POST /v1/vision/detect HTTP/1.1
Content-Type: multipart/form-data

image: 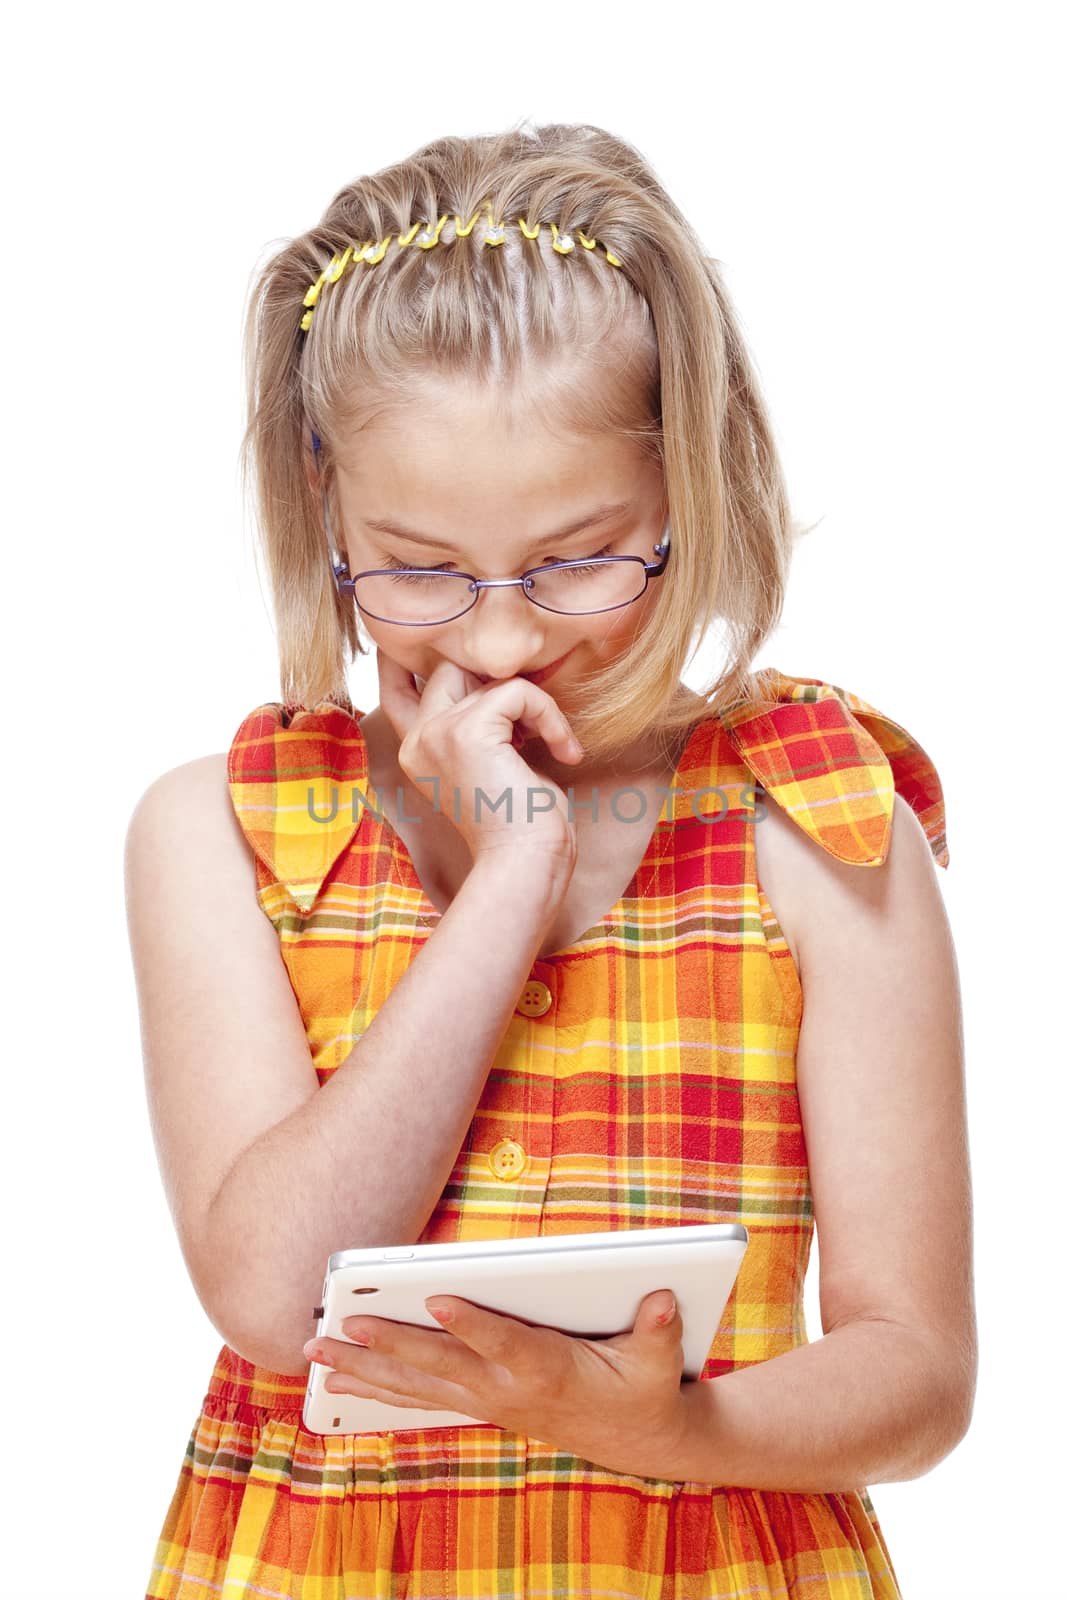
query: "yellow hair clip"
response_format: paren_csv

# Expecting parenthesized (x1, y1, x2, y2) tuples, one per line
(482, 203, 505, 246)
(415, 216, 449, 249)
(298, 214, 623, 334)
(326, 246, 354, 282)
(302, 266, 329, 309)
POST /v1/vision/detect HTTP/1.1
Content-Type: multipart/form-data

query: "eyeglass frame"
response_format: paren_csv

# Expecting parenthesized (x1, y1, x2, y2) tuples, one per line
(310, 430, 672, 626)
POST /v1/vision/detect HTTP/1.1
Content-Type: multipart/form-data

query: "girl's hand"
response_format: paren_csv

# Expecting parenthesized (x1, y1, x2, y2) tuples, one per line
(302, 1288, 698, 1484)
(376, 647, 585, 868)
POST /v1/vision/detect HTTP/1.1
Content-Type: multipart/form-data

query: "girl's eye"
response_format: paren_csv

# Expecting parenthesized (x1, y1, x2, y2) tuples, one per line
(378, 544, 616, 576)
(538, 544, 614, 569)
(380, 555, 458, 574)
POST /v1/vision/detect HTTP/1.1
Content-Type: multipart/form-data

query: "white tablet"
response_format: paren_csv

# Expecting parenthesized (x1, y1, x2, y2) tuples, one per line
(303, 1222, 748, 1435)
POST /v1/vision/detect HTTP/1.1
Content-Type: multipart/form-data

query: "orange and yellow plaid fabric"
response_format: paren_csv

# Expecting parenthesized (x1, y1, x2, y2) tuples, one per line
(145, 666, 948, 1599)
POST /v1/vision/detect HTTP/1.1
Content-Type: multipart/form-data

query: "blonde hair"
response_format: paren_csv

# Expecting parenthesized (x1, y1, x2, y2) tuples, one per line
(240, 119, 811, 767)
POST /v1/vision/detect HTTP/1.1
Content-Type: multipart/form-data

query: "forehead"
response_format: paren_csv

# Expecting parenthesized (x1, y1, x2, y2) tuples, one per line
(333, 381, 658, 520)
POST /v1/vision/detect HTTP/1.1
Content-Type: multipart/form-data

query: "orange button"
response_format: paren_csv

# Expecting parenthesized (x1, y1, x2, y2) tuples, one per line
(487, 1138, 529, 1180)
(516, 980, 553, 1017)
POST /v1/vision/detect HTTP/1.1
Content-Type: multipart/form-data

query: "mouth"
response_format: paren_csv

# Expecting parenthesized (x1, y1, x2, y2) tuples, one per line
(519, 647, 576, 685)
(475, 646, 576, 688)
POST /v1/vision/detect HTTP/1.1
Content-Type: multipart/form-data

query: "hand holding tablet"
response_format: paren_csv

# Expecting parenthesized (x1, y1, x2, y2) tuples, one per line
(303, 1222, 748, 1438)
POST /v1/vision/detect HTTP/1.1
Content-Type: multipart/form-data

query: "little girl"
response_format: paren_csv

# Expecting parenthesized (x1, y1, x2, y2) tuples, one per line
(126, 121, 976, 1599)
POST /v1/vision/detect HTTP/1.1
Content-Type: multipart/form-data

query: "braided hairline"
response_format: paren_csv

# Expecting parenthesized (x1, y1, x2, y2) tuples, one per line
(298, 208, 623, 333)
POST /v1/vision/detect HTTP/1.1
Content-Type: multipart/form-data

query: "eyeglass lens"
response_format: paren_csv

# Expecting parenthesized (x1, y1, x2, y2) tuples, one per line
(352, 558, 648, 625)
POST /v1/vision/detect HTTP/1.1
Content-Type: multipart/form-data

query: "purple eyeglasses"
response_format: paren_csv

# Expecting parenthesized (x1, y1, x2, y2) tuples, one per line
(310, 430, 672, 625)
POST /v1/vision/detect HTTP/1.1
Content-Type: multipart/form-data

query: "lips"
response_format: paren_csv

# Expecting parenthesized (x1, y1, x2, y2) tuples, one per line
(518, 647, 575, 685)
(473, 647, 574, 687)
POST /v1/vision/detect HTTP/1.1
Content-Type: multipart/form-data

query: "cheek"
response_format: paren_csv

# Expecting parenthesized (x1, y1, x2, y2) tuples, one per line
(595, 592, 656, 649)
(362, 621, 443, 670)
(631, 581, 664, 634)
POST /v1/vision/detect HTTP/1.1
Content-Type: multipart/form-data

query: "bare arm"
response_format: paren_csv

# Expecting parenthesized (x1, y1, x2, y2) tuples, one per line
(126, 753, 573, 1378)
(204, 848, 570, 1374)
(670, 791, 975, 1490)
(674, 1316, 966, 1491)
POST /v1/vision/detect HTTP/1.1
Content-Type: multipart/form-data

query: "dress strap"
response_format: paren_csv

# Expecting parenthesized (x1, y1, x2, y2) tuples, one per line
(718, 667, 948, 868)
(226, 700, 369, 911)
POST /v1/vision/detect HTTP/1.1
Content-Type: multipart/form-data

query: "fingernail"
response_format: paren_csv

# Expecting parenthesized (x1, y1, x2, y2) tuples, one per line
(427, 1303, 453, 1324)
(656, 1297, 677, 1325)
(303, 1342, 335, 1365)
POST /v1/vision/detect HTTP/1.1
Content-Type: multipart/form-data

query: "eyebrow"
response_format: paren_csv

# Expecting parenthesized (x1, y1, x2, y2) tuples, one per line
(362, 502, 633, 553)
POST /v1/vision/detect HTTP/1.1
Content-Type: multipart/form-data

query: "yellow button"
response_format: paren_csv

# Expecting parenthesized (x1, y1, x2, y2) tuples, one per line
(516, 980, 553, 1017)
(487, 1138, 528, 1180)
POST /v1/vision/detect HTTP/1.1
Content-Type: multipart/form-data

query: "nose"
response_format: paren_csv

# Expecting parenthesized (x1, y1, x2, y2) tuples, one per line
(458, 582, 554, 681)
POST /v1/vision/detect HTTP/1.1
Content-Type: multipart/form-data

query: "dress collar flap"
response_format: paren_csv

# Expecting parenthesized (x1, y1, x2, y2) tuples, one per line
(717, 668, 948, 868)
(227, 700, 368, 911)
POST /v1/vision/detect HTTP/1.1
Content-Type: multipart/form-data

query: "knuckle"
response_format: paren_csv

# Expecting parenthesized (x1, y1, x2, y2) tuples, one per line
(435, 1349, 465, 1383)
(397, 733, 422, 770)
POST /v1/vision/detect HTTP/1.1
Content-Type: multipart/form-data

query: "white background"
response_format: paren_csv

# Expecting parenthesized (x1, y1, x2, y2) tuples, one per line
(3, 4, 1062, 1596)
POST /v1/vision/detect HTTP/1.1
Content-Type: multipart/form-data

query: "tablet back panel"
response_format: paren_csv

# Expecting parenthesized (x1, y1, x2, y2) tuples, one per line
(303, 1223, 748, 1435)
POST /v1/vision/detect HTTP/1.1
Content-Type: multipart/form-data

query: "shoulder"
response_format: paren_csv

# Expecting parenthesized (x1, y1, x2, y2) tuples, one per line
(755, 787, 943, 981)
(126, 751, 228, 834)
(124, 689, 366, 889)
(127, 746, 233, 809)
(717, 667, 949, 975)
(125, 752, 257, 894)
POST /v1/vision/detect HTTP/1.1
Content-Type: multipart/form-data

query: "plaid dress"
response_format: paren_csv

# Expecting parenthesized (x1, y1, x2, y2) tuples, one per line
(145, 666, 948, 1599)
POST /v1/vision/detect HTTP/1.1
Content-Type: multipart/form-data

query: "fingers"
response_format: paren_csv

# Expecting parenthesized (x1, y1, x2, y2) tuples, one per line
(328, 1315, 478, 1386)
(376, 649, 484, 738)
(376, 647, 580, 755)
(375, 648, 421, 744)
(419, 1300, 565, 1390)
(373, 647, 587, 859)
(321, 1351, 486, 1415)
(476, 679, 582, 761)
